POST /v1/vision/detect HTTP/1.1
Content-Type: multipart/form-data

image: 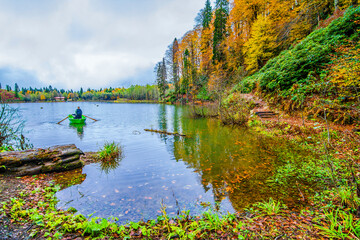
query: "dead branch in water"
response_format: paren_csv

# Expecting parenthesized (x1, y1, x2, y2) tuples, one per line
(144, 129, 186, 137)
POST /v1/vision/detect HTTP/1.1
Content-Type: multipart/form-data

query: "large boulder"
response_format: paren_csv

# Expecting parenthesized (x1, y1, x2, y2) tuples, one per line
(0, 144, 84, 176)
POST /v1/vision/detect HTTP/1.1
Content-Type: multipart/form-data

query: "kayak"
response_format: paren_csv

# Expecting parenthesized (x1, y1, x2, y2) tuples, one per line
(68, 115, 86, 124)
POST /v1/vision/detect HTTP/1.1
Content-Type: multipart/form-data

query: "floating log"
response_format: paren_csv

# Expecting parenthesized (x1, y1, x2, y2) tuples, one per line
(255, 111, 277, 119)
(144, 129, 186, 137)
(0, 144, 84, 176)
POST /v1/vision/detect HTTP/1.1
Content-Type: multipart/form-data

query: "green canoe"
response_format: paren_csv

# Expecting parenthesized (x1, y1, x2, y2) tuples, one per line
(68, 115, 86, 124)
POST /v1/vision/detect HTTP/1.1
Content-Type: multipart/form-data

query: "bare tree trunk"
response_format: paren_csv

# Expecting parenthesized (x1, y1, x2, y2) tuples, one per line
(324, 109, 331, 145)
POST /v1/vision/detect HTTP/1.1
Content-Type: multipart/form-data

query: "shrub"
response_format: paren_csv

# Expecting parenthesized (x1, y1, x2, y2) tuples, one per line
(220, 93, 255, 126)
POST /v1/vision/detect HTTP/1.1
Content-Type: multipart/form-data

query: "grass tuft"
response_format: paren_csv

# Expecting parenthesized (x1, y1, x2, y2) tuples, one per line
(97, 142, 123, 162)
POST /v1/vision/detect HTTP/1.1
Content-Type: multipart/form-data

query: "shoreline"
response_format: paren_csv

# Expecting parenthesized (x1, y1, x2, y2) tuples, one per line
(2, 107, 358, 239)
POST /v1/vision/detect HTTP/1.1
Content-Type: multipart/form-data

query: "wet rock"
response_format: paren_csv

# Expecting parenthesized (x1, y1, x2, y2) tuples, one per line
(0, 144, 84, 176)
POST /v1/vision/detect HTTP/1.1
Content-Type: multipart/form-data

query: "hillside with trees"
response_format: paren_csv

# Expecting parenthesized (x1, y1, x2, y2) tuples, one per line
(156, 0, 359, 124)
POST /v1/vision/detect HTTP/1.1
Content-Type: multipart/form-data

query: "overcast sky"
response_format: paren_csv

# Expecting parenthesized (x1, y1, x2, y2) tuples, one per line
(0, 0, 205, 90)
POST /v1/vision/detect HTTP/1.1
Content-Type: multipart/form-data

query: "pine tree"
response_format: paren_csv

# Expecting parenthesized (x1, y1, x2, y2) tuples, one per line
(213, 0, 229, 63)
(14, 83, 19, 98)
(155, 58, 167, 100)
(182, 49, 191, 96)
(203, 0, 212, 29)
(165, 38, 180, 96)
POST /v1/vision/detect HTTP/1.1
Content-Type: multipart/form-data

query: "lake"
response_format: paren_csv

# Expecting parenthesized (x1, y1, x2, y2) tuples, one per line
(12, 102, 309, 223)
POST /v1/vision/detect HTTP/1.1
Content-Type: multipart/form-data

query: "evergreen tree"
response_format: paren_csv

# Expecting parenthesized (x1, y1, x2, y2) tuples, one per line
(14, 83, 19, 98)
(155, 58, 167, 100)
(165, 38, 180, 96)
(182, 49, 191, 96)
(6, 85, 11, 91)
(203, 0, 212, 29)
(213, 0, 229, 63)
(195, 0, 212, 28)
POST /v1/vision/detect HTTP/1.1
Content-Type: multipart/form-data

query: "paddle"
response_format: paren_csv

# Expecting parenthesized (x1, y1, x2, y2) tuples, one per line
(83, 115, 98, 121)
(57, 116, 69, 124)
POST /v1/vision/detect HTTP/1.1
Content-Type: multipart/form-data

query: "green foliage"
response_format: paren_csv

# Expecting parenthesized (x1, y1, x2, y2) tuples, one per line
(317, 209, 360, 239)
(237, 6, 360, 93)
(213, 0, 229, 63)
(254, 198, 286, 215)
(220, 92, 255, 126)
(156, 58, 168, 100)
(97, 142, 123, 163)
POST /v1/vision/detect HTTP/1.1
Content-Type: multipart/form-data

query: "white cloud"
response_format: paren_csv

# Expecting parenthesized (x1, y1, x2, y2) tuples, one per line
(0, 0, 204, 89)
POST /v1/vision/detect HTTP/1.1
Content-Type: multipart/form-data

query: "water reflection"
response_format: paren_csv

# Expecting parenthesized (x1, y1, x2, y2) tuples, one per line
(51, 104, 312, 223)
(53, 168, 87, 190)
(99, 150, 125, 175)
(69, 123, 85, 140)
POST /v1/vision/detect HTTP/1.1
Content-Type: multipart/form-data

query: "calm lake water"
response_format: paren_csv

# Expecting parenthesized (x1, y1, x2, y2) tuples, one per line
(12, 102, 309, 223)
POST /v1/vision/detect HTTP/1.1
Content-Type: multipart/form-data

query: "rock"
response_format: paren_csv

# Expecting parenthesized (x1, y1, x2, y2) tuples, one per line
(0, 144, 84, 176)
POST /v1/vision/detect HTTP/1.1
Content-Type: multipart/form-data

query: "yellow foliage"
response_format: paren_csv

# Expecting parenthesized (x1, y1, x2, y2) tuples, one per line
(328, 43, 360, 100)
(244, 15, 278, 73)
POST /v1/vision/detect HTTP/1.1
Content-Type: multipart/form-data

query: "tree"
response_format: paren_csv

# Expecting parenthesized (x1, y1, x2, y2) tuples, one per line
(165, 38, 180, 96)
(213, 0, 229, 63)
(14, 83, 19, 98)
(244, 14, 278, 73)
(0, 103, 31, 150)
(155, 58, 167, 100)
(182, 49, 191, 97)
(196, 0, 213, 28)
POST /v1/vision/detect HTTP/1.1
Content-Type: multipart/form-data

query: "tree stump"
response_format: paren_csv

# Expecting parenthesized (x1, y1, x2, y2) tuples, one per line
(0, 144, 84, 176)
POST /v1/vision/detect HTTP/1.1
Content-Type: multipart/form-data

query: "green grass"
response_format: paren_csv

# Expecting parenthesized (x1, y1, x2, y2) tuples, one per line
(316, 209, 360, 239)
(254, 198, 286, 215)
(97, 142, 122, 162)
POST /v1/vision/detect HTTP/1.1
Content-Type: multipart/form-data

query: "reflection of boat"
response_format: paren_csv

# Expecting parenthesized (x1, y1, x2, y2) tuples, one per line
(68, 115, 86, 124)
(69, 122, 85, 139)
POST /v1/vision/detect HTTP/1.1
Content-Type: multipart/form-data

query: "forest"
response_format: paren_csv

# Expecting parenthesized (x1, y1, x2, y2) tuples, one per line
(155, 0, 359, 124)
(0, 84, 159, 102)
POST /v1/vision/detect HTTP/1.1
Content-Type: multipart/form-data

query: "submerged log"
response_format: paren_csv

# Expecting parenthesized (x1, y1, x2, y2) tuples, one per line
(144, 129, 186, 137)
(0, 144, 84, 176)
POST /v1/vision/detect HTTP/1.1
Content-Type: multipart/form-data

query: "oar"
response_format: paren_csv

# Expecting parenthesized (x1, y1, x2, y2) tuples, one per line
(83, 115, 98, 121)
(57, 116, 69, 124)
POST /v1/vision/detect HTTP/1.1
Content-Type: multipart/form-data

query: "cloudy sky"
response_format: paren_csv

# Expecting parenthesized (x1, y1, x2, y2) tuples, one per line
(0, 0, 205, 90)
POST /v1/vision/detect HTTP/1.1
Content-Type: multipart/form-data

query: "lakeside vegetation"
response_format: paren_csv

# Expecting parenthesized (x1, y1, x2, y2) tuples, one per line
(0, 84, 159, 102)
(1, 0, 360, 239)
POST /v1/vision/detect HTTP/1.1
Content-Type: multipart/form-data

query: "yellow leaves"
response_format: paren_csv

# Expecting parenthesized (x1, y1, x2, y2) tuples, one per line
(244, 14, 278, 73)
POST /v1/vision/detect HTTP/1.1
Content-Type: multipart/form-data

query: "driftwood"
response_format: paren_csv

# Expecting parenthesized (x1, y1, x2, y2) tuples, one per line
(144, 129, 186, 137)
(0, 144, 84, 176)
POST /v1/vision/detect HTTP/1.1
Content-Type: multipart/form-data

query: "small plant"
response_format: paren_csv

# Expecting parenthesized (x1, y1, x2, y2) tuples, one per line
(254, 198, 285, 215)
(97, 142, 123, 162)
(317, 209, 360, 239)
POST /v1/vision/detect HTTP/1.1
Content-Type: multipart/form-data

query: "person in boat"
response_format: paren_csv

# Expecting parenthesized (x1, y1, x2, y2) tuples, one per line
(74, 106, 82, 119)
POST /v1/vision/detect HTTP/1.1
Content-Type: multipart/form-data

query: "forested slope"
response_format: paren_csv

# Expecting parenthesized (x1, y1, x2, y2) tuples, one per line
(232, 6, 360, 124)
(156, 0, 359, 124)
